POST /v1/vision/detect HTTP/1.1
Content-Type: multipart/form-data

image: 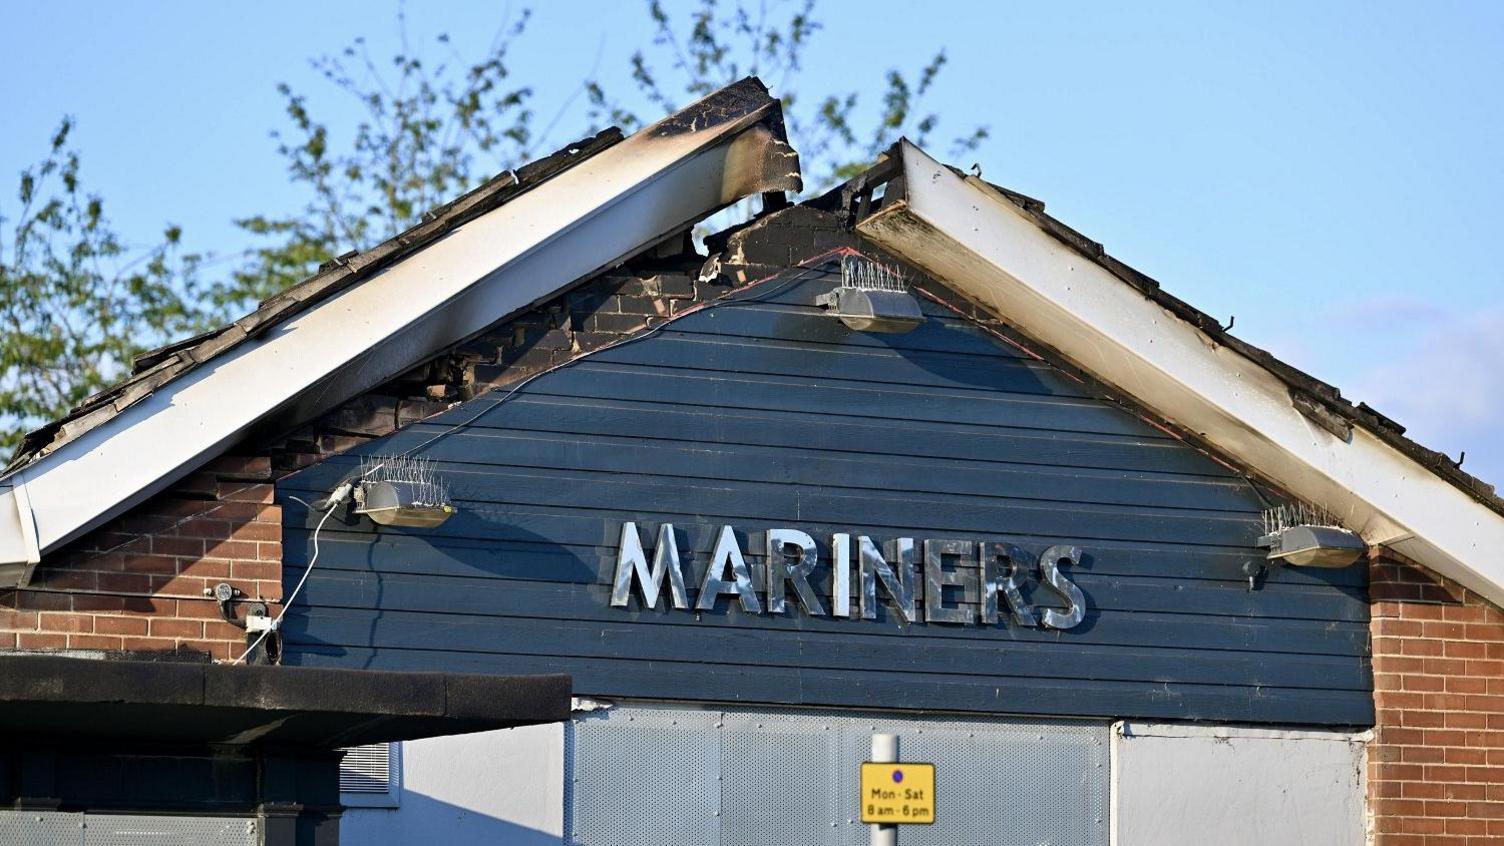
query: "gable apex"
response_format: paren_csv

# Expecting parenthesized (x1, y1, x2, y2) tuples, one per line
(856, 139, 1504, 606)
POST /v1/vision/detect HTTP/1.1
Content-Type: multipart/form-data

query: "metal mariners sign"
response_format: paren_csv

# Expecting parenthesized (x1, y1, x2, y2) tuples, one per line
(608, 522, 1087, 630)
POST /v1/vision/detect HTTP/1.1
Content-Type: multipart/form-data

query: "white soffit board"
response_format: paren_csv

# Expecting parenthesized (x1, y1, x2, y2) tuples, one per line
(859, 139, 1504, 605)
(0, 92, 794, 576)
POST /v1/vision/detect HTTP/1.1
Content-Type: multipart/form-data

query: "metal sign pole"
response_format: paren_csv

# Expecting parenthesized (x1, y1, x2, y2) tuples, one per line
(870, 733, 898, 846)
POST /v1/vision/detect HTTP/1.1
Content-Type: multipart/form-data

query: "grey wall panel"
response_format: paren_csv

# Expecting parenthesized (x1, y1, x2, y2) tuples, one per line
(278, 277, 1372, 726)
(567, 704, 1110, 846)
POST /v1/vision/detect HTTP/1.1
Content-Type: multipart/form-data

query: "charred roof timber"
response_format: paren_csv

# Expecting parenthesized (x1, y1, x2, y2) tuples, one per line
(0, 77, 801, 588)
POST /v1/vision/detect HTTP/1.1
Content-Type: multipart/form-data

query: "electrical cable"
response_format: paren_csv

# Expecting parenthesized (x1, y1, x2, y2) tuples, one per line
(386, 260, 841, 462)
(231, 482, 351, 665)
(230, 255, 843, 667)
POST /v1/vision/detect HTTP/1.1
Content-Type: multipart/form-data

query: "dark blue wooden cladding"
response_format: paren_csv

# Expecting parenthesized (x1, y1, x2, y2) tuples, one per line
(277, 279, 1373, 726)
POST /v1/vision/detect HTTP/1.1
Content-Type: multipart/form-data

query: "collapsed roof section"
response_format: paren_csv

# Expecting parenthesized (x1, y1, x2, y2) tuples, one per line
(0, 77, 800, 586)
(854, 139, 1504, 606)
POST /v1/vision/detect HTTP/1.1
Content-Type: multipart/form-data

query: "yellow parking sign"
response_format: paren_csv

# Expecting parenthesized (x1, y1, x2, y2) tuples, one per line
(860, 762, 936, 825)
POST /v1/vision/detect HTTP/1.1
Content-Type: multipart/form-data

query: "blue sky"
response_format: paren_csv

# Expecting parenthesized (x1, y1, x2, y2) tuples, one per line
(3, 1, 1502, 485)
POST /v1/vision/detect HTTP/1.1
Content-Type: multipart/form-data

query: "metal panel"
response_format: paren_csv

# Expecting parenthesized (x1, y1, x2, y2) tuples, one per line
(565, 705, 1109, 846)
(0, 812, 84, 846)
(82, 816, 256, 846)
(1112, 722, 1366, 846)
(0, 812, 255, 846)
(719, 712, 842, 846)
(568, 707, 722, 846)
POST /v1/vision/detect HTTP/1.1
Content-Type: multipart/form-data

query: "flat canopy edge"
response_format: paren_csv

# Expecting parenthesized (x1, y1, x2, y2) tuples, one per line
(0, 654, 570, 749)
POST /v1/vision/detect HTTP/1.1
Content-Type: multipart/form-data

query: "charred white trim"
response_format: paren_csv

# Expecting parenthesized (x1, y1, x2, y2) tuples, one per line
(0, 485, 39, 586)
(0, 92, 797, 585)
(860, 139, 1504, 606)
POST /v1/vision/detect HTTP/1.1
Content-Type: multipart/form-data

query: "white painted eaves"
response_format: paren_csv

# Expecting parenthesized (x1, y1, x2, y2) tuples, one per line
(859, 139, 1504, 606)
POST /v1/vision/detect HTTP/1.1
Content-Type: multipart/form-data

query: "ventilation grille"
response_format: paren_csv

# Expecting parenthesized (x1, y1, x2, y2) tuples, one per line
(339, 743, 392, 794)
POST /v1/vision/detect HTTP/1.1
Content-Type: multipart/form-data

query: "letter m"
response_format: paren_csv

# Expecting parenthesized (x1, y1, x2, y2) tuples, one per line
(610, 522, 689, 609)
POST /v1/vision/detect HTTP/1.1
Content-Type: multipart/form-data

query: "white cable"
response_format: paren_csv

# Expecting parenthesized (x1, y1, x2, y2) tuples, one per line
(230, 482, 351, 665)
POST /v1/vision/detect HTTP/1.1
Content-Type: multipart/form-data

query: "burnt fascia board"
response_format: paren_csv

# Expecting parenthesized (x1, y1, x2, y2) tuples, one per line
(263, 120, 799, 437)
(858, 139, 1504, 606)
(0, 78, 797, 578)
(5, 130, 622, 474)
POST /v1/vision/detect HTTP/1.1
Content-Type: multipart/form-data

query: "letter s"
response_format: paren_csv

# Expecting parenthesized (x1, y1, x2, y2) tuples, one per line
(1037, 545, 1086, 630)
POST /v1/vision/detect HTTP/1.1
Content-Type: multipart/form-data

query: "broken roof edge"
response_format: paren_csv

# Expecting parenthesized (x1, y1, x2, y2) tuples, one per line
(2, 127, 618, 476)
(0, 76, 800, 583)
(856, 138, 1504, 604)
(5, 76, 796, 477)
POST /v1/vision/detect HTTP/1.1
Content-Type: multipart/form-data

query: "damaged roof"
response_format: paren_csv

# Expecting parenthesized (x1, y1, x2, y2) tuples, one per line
(4, 127, 623, 473)
(5, 75, 803, 475)
(0, 76, 799, 581)
(1, 73, 1495, 599)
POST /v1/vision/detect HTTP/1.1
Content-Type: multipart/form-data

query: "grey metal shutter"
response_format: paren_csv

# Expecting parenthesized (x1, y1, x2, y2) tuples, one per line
(566, 704, 1110, 846)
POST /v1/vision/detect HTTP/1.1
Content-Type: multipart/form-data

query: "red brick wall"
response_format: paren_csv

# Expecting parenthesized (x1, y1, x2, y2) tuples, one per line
(0, 455, 282, 661)
(1370, 548, 1504, 844)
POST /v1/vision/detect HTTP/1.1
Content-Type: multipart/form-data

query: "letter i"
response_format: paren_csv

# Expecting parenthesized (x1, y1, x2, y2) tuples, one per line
(831, 533, 852, 618)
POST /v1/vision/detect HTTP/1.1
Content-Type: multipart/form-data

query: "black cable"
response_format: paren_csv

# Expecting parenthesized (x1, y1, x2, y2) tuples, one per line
(387, 262, 840, 461)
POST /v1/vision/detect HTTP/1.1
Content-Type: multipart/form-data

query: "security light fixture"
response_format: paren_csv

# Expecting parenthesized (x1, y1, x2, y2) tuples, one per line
(353, 456, 456, 528)
(815, 255, 924, 334)
(1257, 505, 1366, 568)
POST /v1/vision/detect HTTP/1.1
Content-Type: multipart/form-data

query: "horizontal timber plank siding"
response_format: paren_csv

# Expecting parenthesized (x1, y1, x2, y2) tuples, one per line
(278, 273, 1373, 726)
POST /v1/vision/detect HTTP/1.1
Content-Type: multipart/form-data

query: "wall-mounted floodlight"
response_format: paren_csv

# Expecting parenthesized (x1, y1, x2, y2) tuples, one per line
(1257, 505, 1366, 568)
(353, 456, 456, 528)
(815, 256, 924, 334)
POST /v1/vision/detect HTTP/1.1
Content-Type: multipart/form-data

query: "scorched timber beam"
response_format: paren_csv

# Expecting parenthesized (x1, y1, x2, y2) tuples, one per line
(0, 79, 801, 585)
